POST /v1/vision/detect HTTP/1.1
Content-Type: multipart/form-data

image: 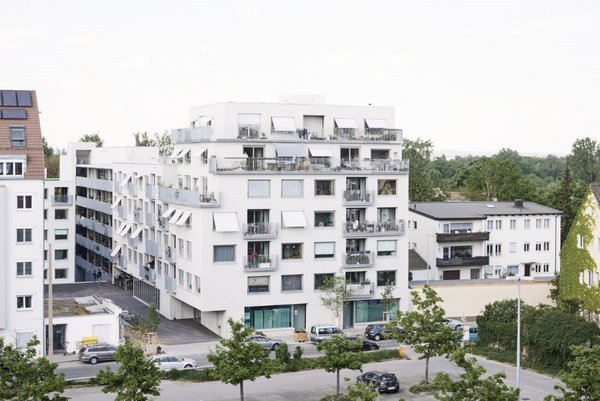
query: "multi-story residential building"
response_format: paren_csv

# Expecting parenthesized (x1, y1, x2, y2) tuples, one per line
(0, 89, 45, 351)
(67, 101, 410, 337)
(408, 200, 561, 281)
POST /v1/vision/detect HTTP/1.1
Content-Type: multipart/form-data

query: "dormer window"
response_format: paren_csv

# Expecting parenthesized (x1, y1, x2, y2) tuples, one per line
(10, 127, 26, 147)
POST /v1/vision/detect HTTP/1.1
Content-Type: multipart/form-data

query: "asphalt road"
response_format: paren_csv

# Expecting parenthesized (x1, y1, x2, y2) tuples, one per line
(64, 355, 561, 401)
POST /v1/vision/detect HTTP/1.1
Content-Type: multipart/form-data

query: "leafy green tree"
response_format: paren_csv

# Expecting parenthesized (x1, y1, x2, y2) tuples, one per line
(433, 349, 519, 401)
(42, 136, 54, 158)
(79, 133, 104, 147)
(316, 334, 364, 395)
(319, 274, 349, 326)
(96, 342, 161, 401)
(133, 130, 173, 156)
(345, 379, 380, 401)
(390, 285, 461, 383)
(143, 303, 161, 333)
(133, 131, 155, 146)
(207, 318, 272, 401)
(545, 344, 600, 401)
(458, 157, 525, 200)
(476, 299, 523, 352)
(0, 336, 67, 401)
(568, 137, 599, 183)
(380, 282, 397, 320)
(403, 138, 436, 201)
(555, 162, 575, 245)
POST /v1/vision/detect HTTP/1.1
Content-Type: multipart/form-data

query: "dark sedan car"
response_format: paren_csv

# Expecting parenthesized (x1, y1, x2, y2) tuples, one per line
(347, 336, 380, 351)
(357, 371, 400, 393)
(364, 323, 404, 341)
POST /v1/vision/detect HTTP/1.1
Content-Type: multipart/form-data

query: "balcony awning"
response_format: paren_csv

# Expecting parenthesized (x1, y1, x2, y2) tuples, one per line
(272, 117, 296, 132)
(192, 147, 207, 158)
(130, 226, 143, 239)
(335, 118, 358, 129)
(110, 245, 121, 257)
(119, 224, 132, 236)
(174, 148, 190, 159)
(111, 198, 121, 209)
(169, 209, 184, 224)
(120, 174, 132, 187)
(176, 210, 192, 226)
(239, 113, 261, 125)
(365, 119, 388, 129)
(213, 212, 240, 232)
(281, 211, 307, 228)
(275, 143, 304, 158)
(116, 223, 126, 234)
(308, 147, 333, 158)
(161, 208, 175, 219)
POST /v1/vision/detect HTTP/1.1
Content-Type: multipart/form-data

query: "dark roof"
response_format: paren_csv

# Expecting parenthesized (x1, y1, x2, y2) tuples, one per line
(409, 249, 428, 270)
(409, 200, 562, 220)
(590, 183, 600, 205)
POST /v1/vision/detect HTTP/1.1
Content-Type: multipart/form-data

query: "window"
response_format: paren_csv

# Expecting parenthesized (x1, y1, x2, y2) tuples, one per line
(510, 242, 516, 253)
(282, 274, 302, 292)
(54, 249, 68, 260)
(195, 275, 201, 293)
(487, 220, 494, 231)
(178, 238, 184, 256)
(55, 269, 67, 279)
(10, 127, 26, 147)
(157, 261, 162, 276)
(244, 305, 294, 329)
(486, 244, 493, 256)
(16, 262, 32, 276)
(536, 219, 542, 229)
(44, 230, 47, 240)
(248, 180, 270, 198)
(507, 265, 519, 276)
(544, 241, 550, 251)
(178, 269, 184, 286)
(495, 220, 502, 230)
(281, 179, 303, 197)
(44, 209, 47, 219)
(470, 268, 480, 279)
(54, 209, 68, 219)
(314, 273, 334, 290)
(543, 264, 549, 273)
(17, 195, 32, 209)
(577, 234, 584, 249)
(495, 244, 502, 255)
(54, 229, 68, 240)
(377, 180, 396, 195)
(377, 240, 396, 256)
(510, 219, 516, 229)
(524, 219, 530, 229)
(248, 276, 269, 293)
(16, 228, 32, 243)
(16, 295, 32, 309)
(544, 218, 550, 228)
(535, 242, 542, 251)
(0, 161, 24, 177)
(534, 264, 541, 273)
(355, 300, 398, 323)
(413, 221, 417, 229)
(314, 211, 334, 227)
(213, 245, 235, 262)
(186, 272, 192, 290)
(315, 180, 334, 196)
(186, 240, 192, 259)
(16, 332, 33, 349)
(377, 271, 396, 286)
(282, 243, 303, 260)
(314, 242, 335, 259)
(524, 243, 530, 252)
(346, 271, 366, 284)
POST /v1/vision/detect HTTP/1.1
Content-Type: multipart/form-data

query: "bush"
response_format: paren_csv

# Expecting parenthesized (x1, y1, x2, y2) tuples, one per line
(319, 395, 352, 401)
(409, 381, 438, 394)
(477, 299, 527, 351)
(161, 368, 214, 382)
(275, 342, 291, 368)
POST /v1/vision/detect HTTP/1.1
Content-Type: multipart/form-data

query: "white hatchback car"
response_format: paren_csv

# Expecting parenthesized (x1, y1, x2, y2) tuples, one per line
(444, 317, 464, 331)
(151, 355, 197, 371)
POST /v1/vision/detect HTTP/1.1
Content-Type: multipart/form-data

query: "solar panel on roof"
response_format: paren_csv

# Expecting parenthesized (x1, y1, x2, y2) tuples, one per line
(0, 90, 17, 106)
(1, 109, 27, 119)
(16, 91, 32, 107)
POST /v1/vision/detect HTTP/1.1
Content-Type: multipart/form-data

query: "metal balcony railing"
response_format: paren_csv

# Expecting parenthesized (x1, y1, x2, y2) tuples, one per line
(343, 251, 374, 267)
(244, 254, 278, 272)
(242, 222, 277, 239)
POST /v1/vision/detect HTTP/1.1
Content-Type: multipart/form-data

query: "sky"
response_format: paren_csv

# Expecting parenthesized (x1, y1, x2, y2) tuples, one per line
(1, 0, 599, 156)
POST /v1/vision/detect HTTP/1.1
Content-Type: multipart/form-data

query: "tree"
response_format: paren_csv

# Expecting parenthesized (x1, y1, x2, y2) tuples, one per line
(568, 137, 599, 183)
(143, 303, 161, 333)
(42, 136, 54, 158)
(545, 344, 600, 401)
(403, 138, 436, 201)
(207, 318, 272, 401)
(319, 274, 349, 326)
(390, 285, 461, 383)
(79, 133, 104, 147)
(133, 130, 173, 156)
(433, 349, 519, 401)
(555, 161, 575, 245)
(458, 157, 525, 200)
(96, 342, 161, 401)
(380, 282, 397, 320)
(316, 334, 364, 396)
(133, 131, 155, 146)
(345, 379, 379, 401)
(0, 336, 68, 401)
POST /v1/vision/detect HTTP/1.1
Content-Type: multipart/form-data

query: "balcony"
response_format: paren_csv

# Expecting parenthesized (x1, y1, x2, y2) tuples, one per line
(145, 212, 156, 228)
(145, 240, 161, 258)
(139, 263, 156, 283)
(342, 190, 374, 206)
(113, 181, 122, 195)
(243, 222, 277, 240)
(346, 282, 375, 299)
(165, 276, 177, 293)
(164, 246, 177, 264)
(145, 185, 156, 199)
(128, 236, 140, 248)
(244, 255, 278, 272)
(116, 206, 126, 219)
(76, 176, 113, 192)
(170, 126, 214, 144)
(127, 183, 136, 197)
(157, 216, 168, 231)
(436, 231, 490, 243)
(436, 256, 490, 268)
(75, 215, 111, 236)
(343, 220, 405, 237)
(342, 252, 374, 268)
(158, 186, 220, 208)
(117, 255, 128, 269)
(364, 128, 402, 141)
(76, 196, 112, 215)
(53, 195, 73, 205)
(133, 209, 143, 224)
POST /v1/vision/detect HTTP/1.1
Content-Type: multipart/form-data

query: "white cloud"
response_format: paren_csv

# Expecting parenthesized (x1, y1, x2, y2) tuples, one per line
(61, 32, 100, 46)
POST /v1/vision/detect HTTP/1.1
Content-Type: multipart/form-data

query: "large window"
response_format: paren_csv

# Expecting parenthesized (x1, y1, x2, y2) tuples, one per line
(16, 262, 32, 276)
(354, 299, 399, 323)
(315, 180, 335, 196)
(314, 211, 334, 227)
(377, 271, 396, 286)
(213, 245, 235, 262)
(55, 209, 68, 219)
(248, 276, 269, 293)
(282, 243, 303, 260)
(0, 161, 24, 177)
(54, 229, 68, 240)
(244, 305, 292, 329)
(282, 275, 302, 292)
(377, 179, 396, 195)
(54, 249, 68, 260)
(314, 242, 335, 259)
(17, 195, 32, 209)
(10, 127, 26, 147)
(16, 295, 33, 310)
(314, 273, 334, 290)
(248, 180, 270, 198)
(16, 228, 32, 243)
(281, 180, 303, 197)
(377, 240, 396, 256)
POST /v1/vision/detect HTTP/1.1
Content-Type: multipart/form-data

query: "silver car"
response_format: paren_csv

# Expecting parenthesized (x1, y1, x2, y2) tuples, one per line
(444, 317, 464, 331)
(151, 355, 197, 370)
(78, 344, 118, 365)
(249, 335, 284, 351)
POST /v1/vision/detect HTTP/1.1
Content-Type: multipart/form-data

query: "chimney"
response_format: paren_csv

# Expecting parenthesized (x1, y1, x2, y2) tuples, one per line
(514, 199, 523, 208)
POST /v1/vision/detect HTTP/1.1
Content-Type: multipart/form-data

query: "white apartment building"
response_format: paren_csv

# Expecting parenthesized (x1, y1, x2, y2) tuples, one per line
(97, 101, 410, 337)
(0, 89, 45, 352)
(408, 200, 561, 281)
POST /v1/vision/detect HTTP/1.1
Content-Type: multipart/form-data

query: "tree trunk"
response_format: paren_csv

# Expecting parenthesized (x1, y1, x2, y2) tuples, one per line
(425, 355, 430, 383)
(336, 368, 340, 395)
(240, 380, 244, 401)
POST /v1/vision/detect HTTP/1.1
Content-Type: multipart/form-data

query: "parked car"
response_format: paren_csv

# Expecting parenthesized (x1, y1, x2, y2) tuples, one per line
(347, 336, 380, 351)
(309, 324, 344, 344)
(444, 317, 464, 331)
(78, 344, 118, 365)
(249, 334, 284, 351)
(151, 355, 197, 370)
(357, 371, 400, 393)
(363, 323, 404, 341)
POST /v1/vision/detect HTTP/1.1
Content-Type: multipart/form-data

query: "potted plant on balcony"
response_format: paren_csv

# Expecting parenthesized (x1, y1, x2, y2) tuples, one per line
(293, 328, 308, 342)
(257, 255, 271, 268)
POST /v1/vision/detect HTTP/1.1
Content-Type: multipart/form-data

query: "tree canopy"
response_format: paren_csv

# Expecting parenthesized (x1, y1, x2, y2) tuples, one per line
(316, 334, 364, 396)
(79, 133, 104, 147)
(545, 344, 600, 401)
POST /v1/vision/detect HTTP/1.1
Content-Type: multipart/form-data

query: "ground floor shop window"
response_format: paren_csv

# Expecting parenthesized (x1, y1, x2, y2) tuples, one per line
(354, 299, 399, 323)
(245, 305, 292, 329)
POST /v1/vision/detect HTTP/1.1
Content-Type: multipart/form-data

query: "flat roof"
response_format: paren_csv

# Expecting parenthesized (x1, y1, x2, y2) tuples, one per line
(409, 201, 562, 220)
(43, 296, 114, 318)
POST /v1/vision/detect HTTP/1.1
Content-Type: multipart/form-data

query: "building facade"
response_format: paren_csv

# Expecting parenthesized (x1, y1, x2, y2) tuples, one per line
(0, 89, 45, 351)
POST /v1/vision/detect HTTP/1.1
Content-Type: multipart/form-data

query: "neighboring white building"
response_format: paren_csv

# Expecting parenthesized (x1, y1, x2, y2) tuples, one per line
(408, 200, 561, 281)
(63, 101, 410, 337)
(0, 89, 45, 352)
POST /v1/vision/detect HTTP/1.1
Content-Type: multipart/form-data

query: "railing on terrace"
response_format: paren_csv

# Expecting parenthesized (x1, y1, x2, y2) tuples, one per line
(171, 126, 214, 144)
(244, 254, 278, 272)
(242, 222, 277, 239)
(145, 212, 156, 228)
(133, 209, 143, 224)
(343, 252, 374, 267)
(346, 282, 375, 298)
(145, 240, 161, 258)
(343, 189, 374, 205)
(165, 276, 177, 293)
(343, 220, 405, 236)
(53, 195, 73, 205)
(158, 186, 219, 208)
